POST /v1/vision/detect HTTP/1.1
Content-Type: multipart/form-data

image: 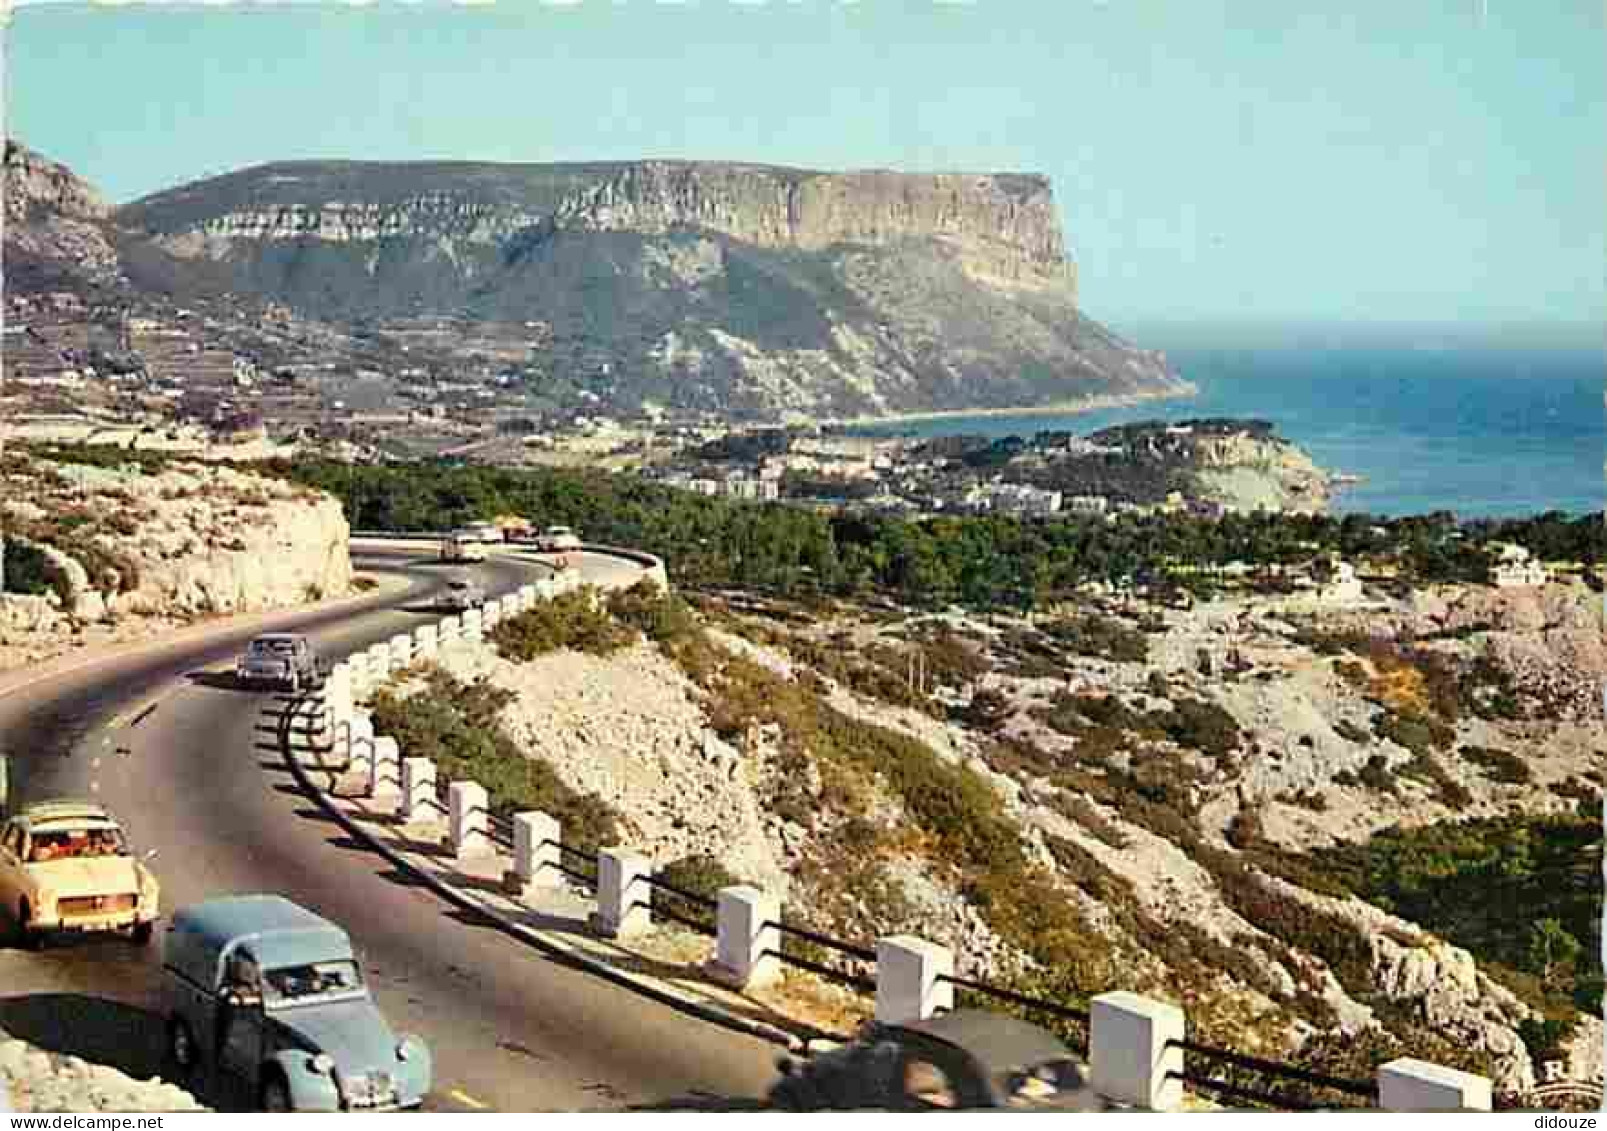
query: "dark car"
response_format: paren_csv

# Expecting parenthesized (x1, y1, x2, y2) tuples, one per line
(235, 634, 322, 692)
(768, 1011, 1107, 1112)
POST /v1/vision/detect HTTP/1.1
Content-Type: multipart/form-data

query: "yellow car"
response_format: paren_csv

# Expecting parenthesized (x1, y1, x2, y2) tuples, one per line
(0, 800, 161, 949)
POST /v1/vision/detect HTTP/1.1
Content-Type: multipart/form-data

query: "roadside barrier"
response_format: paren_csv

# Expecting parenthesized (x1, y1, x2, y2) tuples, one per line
(307, 571, 1493, 1114)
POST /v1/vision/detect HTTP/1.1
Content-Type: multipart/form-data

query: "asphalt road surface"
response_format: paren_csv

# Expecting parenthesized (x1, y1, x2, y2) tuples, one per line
(0, 548, 778, 1112)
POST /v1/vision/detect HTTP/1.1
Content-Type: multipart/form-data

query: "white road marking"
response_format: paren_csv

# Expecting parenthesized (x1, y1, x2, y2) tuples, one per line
(448, 1089, 488, 1110)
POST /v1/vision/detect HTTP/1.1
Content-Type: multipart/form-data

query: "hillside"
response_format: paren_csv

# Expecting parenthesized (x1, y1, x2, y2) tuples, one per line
(6, 146, 1189, 421)
(372, 574, 1602, 1104)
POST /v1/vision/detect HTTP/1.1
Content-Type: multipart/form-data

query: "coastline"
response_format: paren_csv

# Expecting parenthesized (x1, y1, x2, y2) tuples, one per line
(832, 381, 1201, 431)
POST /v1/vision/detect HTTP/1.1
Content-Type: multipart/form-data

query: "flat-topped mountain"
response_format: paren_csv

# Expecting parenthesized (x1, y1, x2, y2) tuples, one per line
(8, 146, 1190, 420)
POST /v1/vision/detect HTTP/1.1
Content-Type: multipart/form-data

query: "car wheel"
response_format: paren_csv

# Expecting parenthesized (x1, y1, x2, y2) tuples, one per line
(130, 920, 154, 946)
(167, 1017, 198, 1073)
(261, 1073, 293, 1112)
(17, 902, 41, 951)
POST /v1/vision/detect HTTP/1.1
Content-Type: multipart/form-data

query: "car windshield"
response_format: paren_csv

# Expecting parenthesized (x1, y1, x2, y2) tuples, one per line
(29, 826, 128, 861)
(251, 639, 297, 656)
(262, 960, 364, 1004)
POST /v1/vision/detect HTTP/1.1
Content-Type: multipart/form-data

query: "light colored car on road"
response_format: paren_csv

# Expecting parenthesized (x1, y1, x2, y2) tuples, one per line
(538, 525, 582, 553)
(163, 895, 432, 1111)
(440, 533, 488, 563)
(462, 521, 504, 544)
(0, 800, 160, 949)
(236, 634, 322, 692)
(440, 577, 485, 612)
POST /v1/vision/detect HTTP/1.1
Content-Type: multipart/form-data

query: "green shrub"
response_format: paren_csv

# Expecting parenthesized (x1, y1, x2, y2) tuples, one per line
(1039, 614, 1149, 663)
(491, 588, 635, 660)
(1333, 719, 1371, 744)
(1, 538, 62, 598)
(605, 581, 699, 644)
(369, 668, 620, 850)
(655, 853, 739, 929)
(1155, 698, 1242, 758)
(1459, 744, 1530, 785)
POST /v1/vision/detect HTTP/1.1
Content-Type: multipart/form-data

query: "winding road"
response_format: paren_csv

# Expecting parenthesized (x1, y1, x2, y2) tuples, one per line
(0, 546, 777, 1111)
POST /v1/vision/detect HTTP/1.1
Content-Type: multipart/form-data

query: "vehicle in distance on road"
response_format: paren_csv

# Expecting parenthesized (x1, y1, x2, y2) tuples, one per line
(440, 576, 485, 612)
(0, 800, 160, 949)
(163, 894, 432, 1112)
(440, 533, 489, 563)
(768, 1011, 1105, 1111)
(538, 524, 582, 553)
(462, 521, 504, 544)
(236, 634, 322, 692)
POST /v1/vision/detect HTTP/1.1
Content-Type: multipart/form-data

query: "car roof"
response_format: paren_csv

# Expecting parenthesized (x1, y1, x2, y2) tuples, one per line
(13, 799, 116, 828)
(252, 633, 303, 644)
(167, 895, 354, 983)
(889, 1011, 1072, 1075)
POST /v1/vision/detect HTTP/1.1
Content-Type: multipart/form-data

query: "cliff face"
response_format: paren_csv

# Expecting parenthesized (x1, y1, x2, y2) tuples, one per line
(124, 161, 1072, 294)
(3, 141, 121, 285)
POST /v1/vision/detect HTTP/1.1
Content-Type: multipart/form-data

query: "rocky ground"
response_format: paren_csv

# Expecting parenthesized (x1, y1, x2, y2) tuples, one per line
(0, 1030, 205, 1113)
(383, 572, 1603, 1103)
(0, 451, 351, 675)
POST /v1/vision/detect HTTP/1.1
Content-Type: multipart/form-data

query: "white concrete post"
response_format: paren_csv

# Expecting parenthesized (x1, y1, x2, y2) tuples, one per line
(346, 652, 371, 698)
(322, 664, 353, 749)
(535, 577, 556, 600)
(481, 598, 502, 629)
(1378, 1059, 1492, 1112)
(367, 641, 392, 681)
(412, 624, 438, 663)
(597, 848, 651, 939)
(437, 616, 461, 645)
(388, 632, 413, 668)
(462, 607, 483, 641)
(1090, 991, 1185, 1111)
(348, 713, 376, 785)
(512, 811, 560, 895)
(448, 781, 492, 860)
(370, 736, 402, 803)
(400, 757, 437, 824)
(875, 935, 953, 1024)
(715, 886, 780, 989)
(517, 584, 536, 611)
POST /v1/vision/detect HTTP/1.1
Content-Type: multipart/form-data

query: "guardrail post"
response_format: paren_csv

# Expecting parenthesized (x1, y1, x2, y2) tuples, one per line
(370, 736, 402, 803)
(535, 577, 556, 601)
(1377, 1059, 1492, 1111)
(348, 713, 376, 786)
(714, 886, 779, 989)
(448, 781, 492, 860)
(412, 624, 438, 663)
(511, 811, 560, 895)
(346, 652, 371, 698)
(481, 598, 503, 630)
(462, 608, 484, 641)
(400, 757, 437, 824)
(367, 642, 392, 685)
(322, 664, 353, 748)
(516, 585, 536, 611)
(388, 632, 413, 668)
(437, 616, 461, 646)
(875, 935, 952, 1024)
(597, 848, 651, 939)
(1090, 991, 1184, 1112)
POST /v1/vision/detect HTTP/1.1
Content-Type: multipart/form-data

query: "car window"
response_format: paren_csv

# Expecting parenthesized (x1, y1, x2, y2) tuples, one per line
(251, 639, 296, 656)
(263, 960, 363, 1004)
(902, 1058, 959, 1109)
(30, 827, 127, 859)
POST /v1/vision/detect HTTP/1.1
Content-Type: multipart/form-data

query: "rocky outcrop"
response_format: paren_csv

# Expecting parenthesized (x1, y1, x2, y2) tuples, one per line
(0, 454, 351, 673)
(3, 141, 121, 284)
(1190, 432, 1333, 513)
(0, 1030, 206, 1113)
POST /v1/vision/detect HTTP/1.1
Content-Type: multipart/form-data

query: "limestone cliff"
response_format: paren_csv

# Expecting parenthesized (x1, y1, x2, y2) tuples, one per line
(0, 454, 351, 637)
(111, 157, 1185, 419)
(3, 141, 120, 285)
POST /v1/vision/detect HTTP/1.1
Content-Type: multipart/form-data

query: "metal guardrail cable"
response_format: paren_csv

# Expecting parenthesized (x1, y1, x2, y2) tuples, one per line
(642, 873, 719, 910)
(1164, 1070, 1322, 1112)
(1164, 1039, 1377, 1099)
(763, 920, 877, 964)
(652, 902, 718, 937)
(555, 861, 597, 888)
(555, 842, 595, 862)
(760, 948, 877, 993)
(939, 974, 1091, 1025)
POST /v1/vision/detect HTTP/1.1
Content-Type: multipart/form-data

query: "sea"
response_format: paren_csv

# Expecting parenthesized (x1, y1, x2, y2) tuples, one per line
(847, 345, 1604, 520)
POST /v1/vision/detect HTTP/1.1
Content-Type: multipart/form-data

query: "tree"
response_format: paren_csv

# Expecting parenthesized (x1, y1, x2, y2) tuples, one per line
(1526, 918, 1582, 989)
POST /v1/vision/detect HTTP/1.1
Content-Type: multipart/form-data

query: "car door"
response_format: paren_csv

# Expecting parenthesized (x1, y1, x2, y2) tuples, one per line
(0, 824, 23, 911)
(219, 949, 266, 1083)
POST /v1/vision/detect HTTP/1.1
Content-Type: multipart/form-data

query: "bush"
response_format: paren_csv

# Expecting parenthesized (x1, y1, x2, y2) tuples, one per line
(2, 538, 62, 598)
(605, 581, 699, 644)
(1039, 614, 1148, 663)
(491, 588, 635, 660)
(1226, 808, 1265, 849)
(1459, 744, 1531, 785)
(369, 668, 620, 850)
(655, 853, 739, 929)
(1156, 698, 1242, 758)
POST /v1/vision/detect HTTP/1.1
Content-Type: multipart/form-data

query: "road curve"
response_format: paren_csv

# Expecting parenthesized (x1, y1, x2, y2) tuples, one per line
(0, 548, 777, 1112)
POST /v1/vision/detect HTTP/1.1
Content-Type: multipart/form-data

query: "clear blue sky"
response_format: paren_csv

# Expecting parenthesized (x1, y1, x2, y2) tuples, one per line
(5, 1, 1602, 338)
